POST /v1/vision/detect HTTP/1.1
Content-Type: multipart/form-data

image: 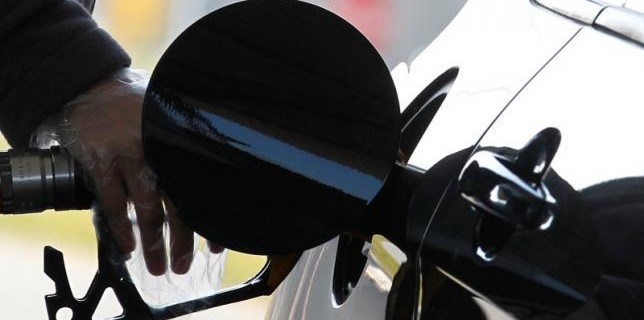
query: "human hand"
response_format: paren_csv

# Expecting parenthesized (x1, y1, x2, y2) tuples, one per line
(39, 68, 222, 275)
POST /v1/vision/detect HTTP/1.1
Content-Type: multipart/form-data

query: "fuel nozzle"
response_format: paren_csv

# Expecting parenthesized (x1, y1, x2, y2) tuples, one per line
(0, 147, 92, 213)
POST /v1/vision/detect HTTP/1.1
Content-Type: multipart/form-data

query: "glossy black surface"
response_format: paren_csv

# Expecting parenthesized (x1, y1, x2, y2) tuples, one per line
(419, 29, 644, 318)
(459, 128, 560, 233)
(421, 146, 602, 316)
(399, 67, 458, 161)
(142, 0, 400, 254)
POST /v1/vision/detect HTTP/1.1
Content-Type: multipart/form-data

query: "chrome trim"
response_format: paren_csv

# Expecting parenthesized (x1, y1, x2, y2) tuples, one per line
(595, 6, 644, 45)
(536, 0, 644, 46)
(534, 0, 604, 24)
(596, 0, 627, 7)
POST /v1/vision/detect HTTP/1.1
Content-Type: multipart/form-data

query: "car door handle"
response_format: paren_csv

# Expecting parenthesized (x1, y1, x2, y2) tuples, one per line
(458, 128, 561, 230)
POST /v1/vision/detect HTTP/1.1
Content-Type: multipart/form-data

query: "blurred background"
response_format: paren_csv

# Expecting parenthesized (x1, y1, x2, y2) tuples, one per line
(93, 0, 465, 71)
(0, 0, 465, 319)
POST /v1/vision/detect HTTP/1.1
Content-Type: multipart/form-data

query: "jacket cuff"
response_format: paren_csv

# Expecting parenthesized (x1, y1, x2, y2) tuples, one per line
(0, 7, 131, 146)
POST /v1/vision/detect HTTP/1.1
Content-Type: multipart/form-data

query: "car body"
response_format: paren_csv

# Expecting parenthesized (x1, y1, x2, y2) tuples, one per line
(37, 1, 642, 319)
(266, 0, 644, 319)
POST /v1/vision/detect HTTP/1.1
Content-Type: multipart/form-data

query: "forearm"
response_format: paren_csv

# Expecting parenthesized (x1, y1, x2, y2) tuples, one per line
(0, 0, 131, 147)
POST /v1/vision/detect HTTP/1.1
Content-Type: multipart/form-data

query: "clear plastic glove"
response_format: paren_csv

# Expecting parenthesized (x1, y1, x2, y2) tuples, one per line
(36, 68, 222, 275)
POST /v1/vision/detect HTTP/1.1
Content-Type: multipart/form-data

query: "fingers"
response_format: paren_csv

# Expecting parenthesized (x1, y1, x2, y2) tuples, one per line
(92, 171, 135, 254)
(58, 72, 212, 277)
(165, 199, 195, 274)
(94, 156, 218, 276)
(122, 159, 167, 276)
(97, 159, 220, 276)
(208, 242, 224, 254)
(100, 156, 209, 276)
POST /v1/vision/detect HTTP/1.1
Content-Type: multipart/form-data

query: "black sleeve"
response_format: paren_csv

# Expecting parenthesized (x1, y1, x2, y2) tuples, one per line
(0, 0, 131, 147)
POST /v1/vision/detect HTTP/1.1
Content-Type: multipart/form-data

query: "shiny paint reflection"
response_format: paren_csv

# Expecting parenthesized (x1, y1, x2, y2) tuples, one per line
(386, 0, 588, 316)
(142, 0, 400, 254)
(149, 91, 383, 200)
(459, 128, 562, 234)
(421, 151, 601, 314)
(478, 29, 644, 190)
(421, 26, 644, 318)
(265, 0, 590, 318)
(267, 236, 406, 320)
(394, 0, 581, 171)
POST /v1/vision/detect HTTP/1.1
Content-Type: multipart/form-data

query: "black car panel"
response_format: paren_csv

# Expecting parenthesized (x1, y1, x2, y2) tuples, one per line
(421, 27, 644, 318)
